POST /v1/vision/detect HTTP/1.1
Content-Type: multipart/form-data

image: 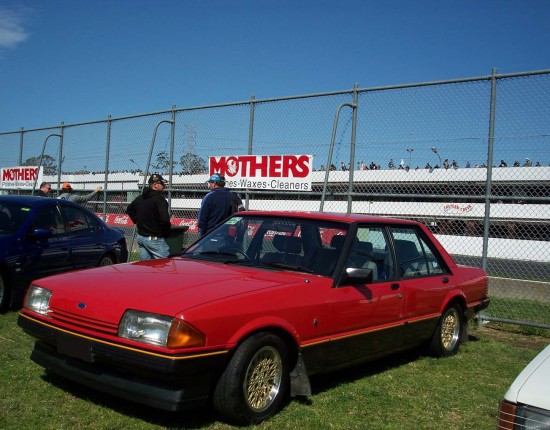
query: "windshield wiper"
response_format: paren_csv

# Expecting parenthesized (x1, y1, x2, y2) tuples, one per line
(260, 261, 313, 273)
(197, 251, 236, 256)
(223, 260, 257, 266)
(192, 251, 253, 263)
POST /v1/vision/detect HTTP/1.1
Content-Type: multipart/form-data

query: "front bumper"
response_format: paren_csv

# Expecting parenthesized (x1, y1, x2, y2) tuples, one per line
(18, 313, 229, 411)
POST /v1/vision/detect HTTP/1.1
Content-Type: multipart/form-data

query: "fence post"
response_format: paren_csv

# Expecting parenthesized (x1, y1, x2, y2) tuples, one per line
(347, 83, 359, 214)
(55, 122, 65, 194)
(18, 127, 24, 165)
(245, 95, 256, 210)
(482, 69, 497, 271)
(479, 68, 498, 328)
(102, 115, 112, 220)
(168, 105, 176, 210)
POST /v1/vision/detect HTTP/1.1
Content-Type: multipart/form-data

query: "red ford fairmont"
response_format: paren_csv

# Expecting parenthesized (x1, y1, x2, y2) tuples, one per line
(18, 211, 489, 424)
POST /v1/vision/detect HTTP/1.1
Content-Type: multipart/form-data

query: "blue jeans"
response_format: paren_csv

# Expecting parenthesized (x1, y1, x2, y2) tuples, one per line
(137, 234, 170, 260)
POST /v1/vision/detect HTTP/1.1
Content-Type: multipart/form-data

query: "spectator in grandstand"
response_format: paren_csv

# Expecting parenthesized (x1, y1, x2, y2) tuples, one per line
(465, 160, 471, 168)
(451, 160, 459, 169)
(443, 159, 450, 169)
(425, 162, 432, 170)
(513, 160, 520, 167)
(126, 173, 171, 260)
(58, 182, 102, 203)
(524, 158, 532, 167)
(198, 173, 243, 237)
(388, 159, 395, 169)
(499, 160, 508, 167)
(340, 162, 347, 171)
(35, 182, 52, 197)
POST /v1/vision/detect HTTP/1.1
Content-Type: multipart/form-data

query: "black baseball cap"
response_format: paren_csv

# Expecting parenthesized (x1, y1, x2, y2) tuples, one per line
(148, 173, 168, 184)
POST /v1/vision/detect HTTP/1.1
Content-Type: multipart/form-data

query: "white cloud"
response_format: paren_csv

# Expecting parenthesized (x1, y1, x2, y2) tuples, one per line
(0, 5, 30, 52)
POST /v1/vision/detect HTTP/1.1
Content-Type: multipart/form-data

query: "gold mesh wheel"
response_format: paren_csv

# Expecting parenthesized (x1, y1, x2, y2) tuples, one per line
(243, 345, 283, 413)
(440, 307, 460, 351)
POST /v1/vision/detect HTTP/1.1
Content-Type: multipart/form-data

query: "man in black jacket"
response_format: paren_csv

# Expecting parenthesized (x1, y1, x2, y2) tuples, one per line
(126, 173, 171, 260)
(35, 182, 52, 197)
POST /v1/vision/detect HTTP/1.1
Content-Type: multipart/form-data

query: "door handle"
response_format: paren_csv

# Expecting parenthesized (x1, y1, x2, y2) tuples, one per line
(442, 277, 449, 284)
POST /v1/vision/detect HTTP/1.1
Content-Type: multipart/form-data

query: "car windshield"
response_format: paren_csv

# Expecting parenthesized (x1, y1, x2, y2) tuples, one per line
(182, 214, 350, 277)
(0, 202, 32, 234)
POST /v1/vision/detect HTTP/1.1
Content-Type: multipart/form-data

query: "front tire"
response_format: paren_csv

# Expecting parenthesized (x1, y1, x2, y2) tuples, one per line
(430, 304, 463, 357)
(213, 332, 290, 425)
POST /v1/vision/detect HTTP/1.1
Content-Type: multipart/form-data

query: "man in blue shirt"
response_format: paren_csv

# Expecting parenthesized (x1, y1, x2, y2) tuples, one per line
(198, 173, 242, 236)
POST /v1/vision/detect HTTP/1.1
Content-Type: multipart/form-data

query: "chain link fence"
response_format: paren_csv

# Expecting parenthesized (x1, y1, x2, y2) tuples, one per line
(1, 69, 549, 329)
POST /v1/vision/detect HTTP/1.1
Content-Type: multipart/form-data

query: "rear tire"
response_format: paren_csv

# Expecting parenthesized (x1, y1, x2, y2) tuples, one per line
(429, 304, 463, 357)
(213, 332, 289, 425)
(98, 255, 115, 266)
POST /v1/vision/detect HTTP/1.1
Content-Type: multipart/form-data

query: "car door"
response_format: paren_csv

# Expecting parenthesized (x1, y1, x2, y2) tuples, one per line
(59, 204, 105, 269)
(387, 226, 451, 346)
(327, 225, 406, 367)
(16, 204, 72, 283)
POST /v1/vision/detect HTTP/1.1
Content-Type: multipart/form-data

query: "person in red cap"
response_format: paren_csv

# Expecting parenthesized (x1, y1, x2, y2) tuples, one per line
(58, 182, 102, 202)
(126, 173, 171, 260)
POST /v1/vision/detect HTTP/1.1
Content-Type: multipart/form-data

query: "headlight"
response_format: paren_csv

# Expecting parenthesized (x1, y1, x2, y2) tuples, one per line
(516, 404, 550, 429)
(498, 400, 550, 430)
(118, 310, 205, 348)
(24, 286, 52, 316)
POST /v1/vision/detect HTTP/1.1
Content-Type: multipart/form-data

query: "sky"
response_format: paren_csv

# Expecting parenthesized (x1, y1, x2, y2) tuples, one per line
(0, 0, 549, 133)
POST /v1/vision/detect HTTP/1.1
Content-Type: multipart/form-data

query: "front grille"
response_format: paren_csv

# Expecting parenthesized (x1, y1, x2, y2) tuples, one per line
(48, 307, 119, 335)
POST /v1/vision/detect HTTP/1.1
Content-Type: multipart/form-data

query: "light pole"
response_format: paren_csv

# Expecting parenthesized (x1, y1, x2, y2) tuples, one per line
(431, 147, 442, 167)
(406, 148, 414, 167)
(129, 159, 140, 172)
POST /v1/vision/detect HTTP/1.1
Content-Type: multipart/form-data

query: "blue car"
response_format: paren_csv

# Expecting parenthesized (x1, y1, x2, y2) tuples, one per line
(0, 195, 128, 311)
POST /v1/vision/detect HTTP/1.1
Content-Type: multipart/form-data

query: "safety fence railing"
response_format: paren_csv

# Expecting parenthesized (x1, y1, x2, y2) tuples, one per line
(1, 69, 549, 330)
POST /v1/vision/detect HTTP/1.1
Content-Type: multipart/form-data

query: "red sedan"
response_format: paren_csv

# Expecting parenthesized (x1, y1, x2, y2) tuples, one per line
(18, 211, 489, 424)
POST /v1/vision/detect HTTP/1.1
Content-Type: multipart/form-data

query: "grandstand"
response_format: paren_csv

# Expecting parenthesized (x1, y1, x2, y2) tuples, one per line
(28, 165, 549, 246)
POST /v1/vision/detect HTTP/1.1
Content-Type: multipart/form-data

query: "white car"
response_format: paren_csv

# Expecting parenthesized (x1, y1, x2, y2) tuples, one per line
(498, 344, 550, 429)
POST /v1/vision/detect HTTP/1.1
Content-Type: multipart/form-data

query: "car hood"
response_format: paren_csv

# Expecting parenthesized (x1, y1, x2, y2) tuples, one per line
(504, 344, 550, 410)
(36, 257, 308, 320)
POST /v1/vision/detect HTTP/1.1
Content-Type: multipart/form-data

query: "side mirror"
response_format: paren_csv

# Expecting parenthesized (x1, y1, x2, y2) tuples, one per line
(29, 228, 53, 240)
(342, 267, 373, 284)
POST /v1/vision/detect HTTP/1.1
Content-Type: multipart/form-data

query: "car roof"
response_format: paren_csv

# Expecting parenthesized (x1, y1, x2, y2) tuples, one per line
(0, 195, 57, 207)
(0, 195, 91, 212)
(237, 210, 421, 226)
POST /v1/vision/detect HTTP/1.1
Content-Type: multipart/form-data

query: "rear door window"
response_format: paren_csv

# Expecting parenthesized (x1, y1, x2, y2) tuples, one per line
(388, 226, 447, 278)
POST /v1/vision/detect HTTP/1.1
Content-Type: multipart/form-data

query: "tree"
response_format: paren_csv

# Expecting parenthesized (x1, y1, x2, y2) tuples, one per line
(180, 152, 207, 174)
(151, 151, 171, 172)
(23, 155, 57, 175)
